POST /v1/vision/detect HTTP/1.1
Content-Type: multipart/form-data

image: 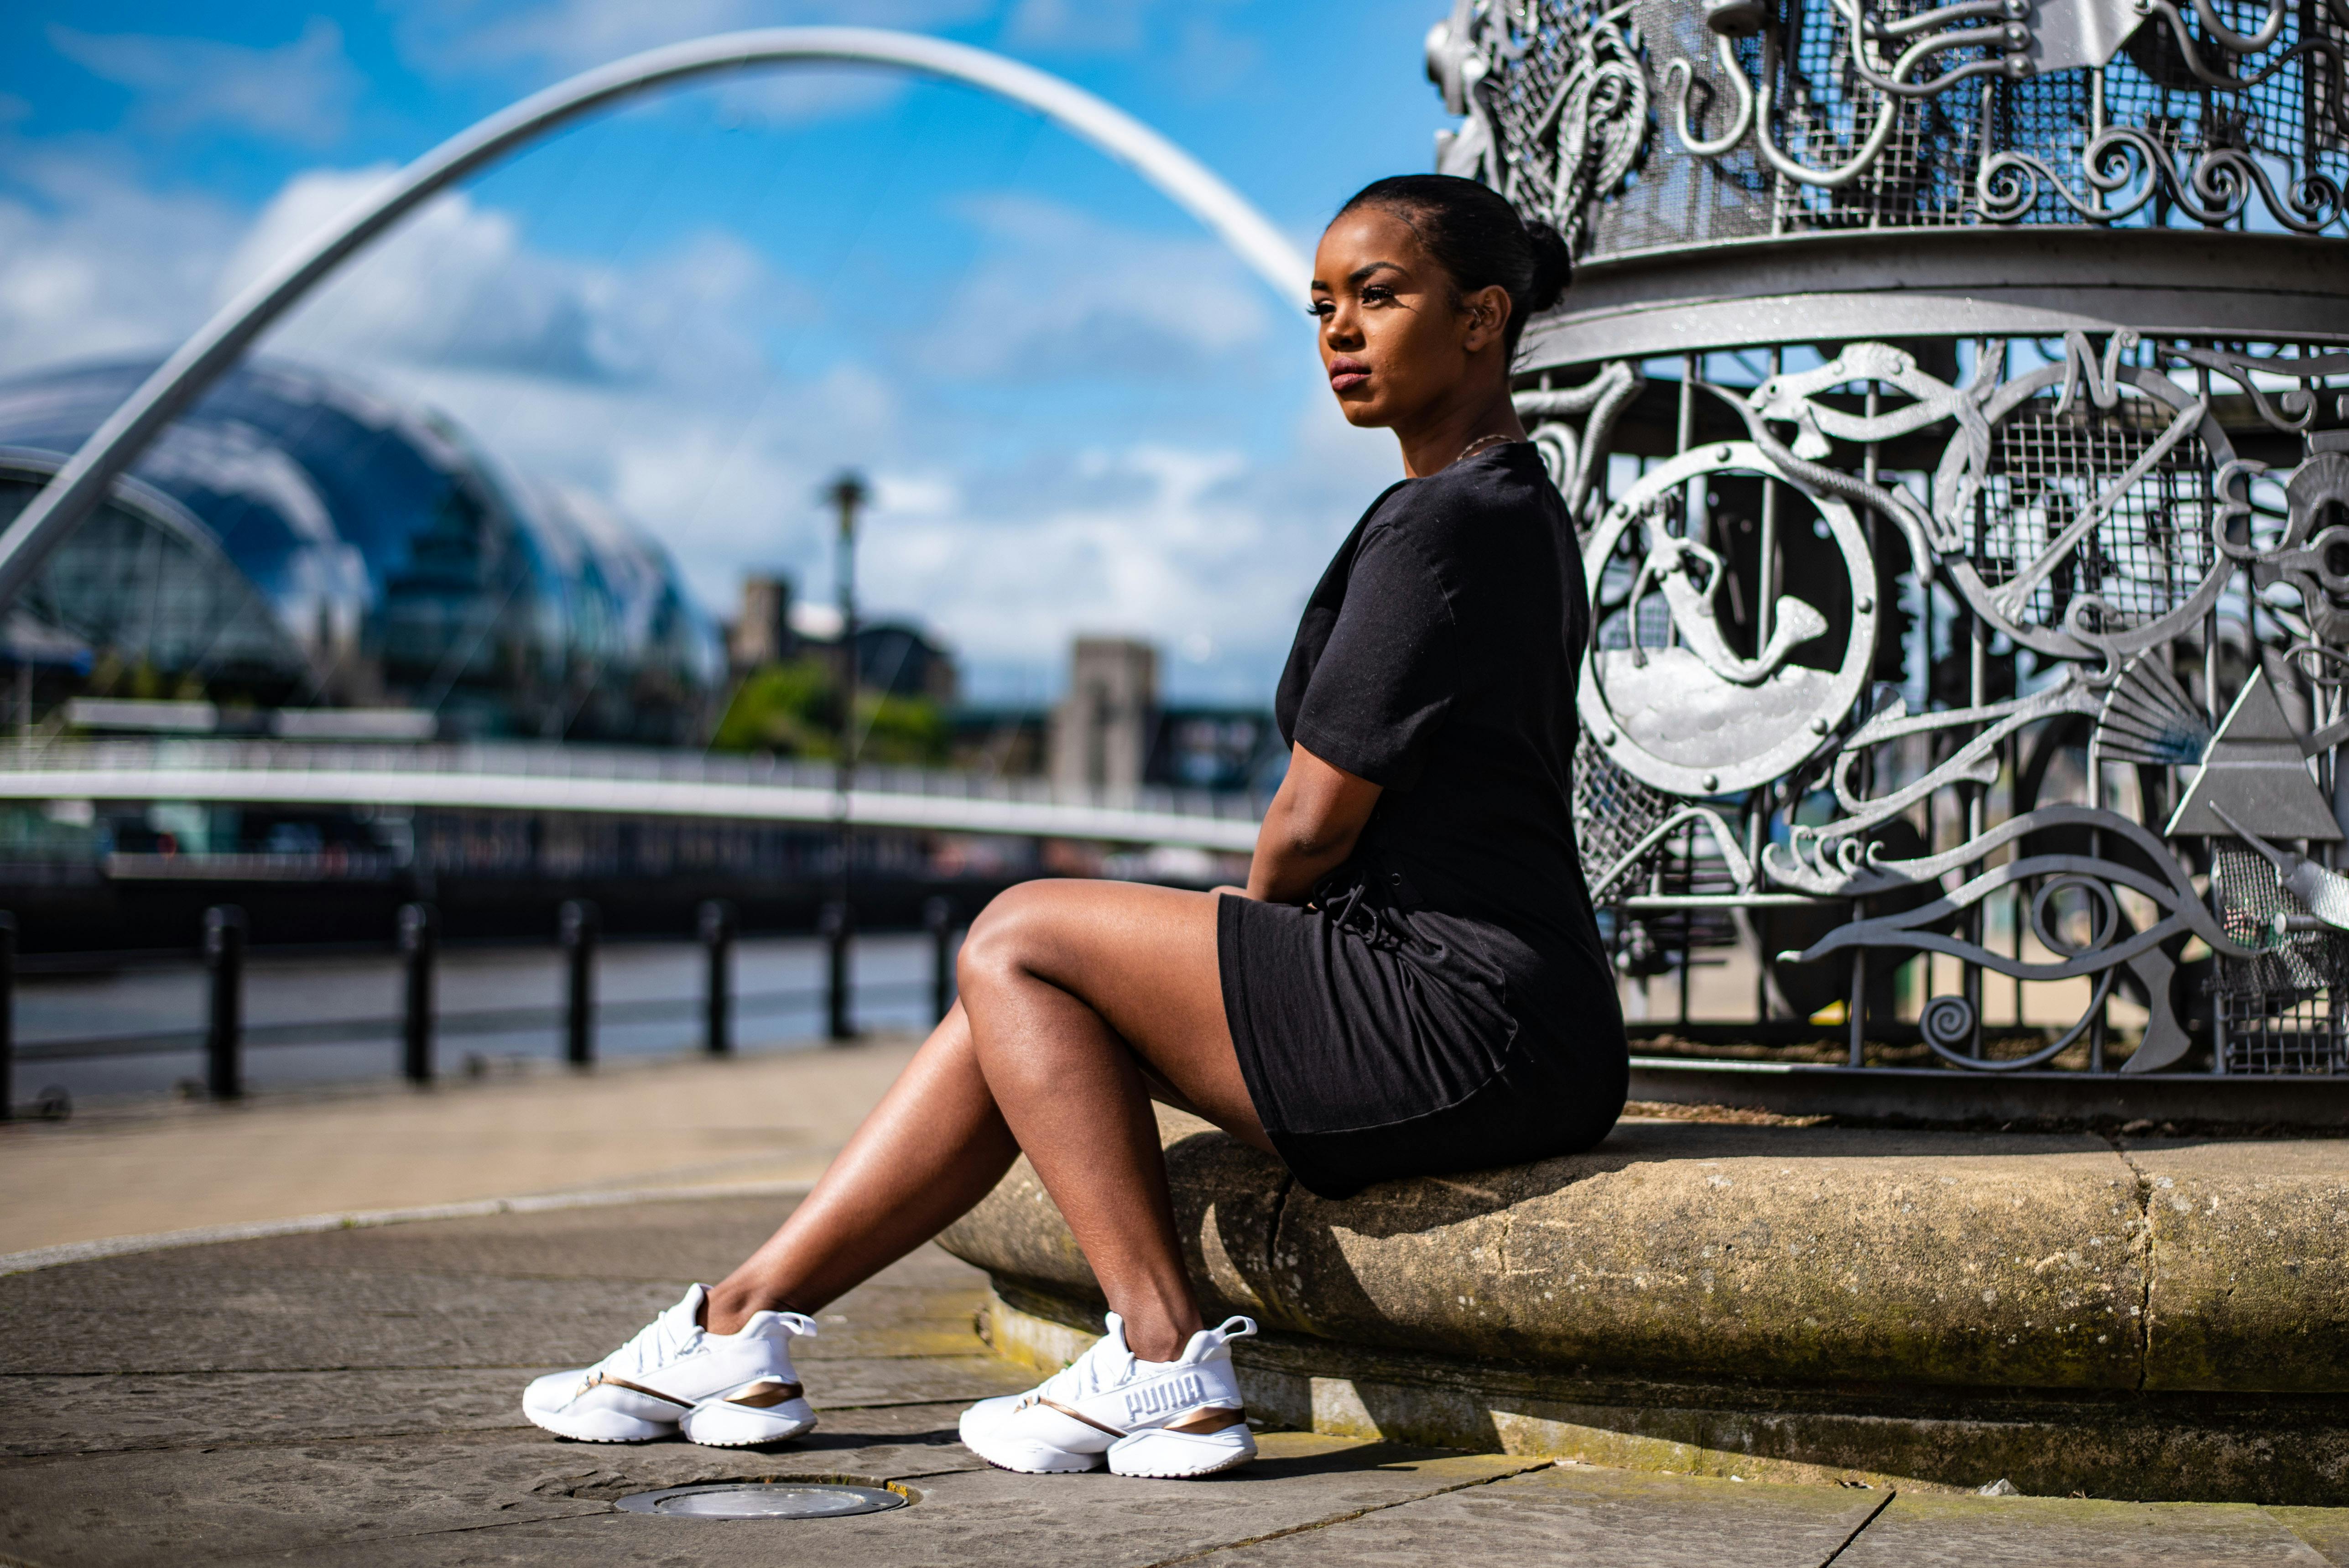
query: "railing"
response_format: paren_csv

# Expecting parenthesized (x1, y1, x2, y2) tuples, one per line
(0, 739, 1265, 853)
(0, 896, 963, 1117)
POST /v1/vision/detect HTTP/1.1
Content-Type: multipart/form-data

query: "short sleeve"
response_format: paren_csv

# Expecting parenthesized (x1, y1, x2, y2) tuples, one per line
(1290, 523, 1458, 789)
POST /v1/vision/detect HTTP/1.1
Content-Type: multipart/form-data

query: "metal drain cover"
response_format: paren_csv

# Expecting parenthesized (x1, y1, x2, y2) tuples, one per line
(616, 1482, 907, 1519)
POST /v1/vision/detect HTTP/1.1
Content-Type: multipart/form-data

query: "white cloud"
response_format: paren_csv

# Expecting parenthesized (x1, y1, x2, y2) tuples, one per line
(224, 166, 797, 391)
(922, 193, 1271, 379)
(0, 146, 1391, 705)
(1005, 0, 1259, 85)
(397, 0, 989, 76)
(1006, 0, 1158, 52)
(0, 149, 243, 376)
(47, 18, 361, 146)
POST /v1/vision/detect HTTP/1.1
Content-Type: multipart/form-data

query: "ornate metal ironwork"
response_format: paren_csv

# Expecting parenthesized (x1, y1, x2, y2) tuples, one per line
(1427, 0, 2349, 247)
(1431, 0, 2349, 1075)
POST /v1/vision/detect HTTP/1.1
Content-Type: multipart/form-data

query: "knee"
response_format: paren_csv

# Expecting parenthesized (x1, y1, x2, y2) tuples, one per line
(957, 880, 1057, 993)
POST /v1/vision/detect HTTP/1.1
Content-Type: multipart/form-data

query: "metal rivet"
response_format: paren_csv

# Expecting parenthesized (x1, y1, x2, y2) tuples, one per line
(1703, 774, 1719, 791)
(1810, 718, 1828, 734)
(1856, 594, 1873, 612)
(1715, 444, 1733, 461)
(1600, 728, 1617, 745)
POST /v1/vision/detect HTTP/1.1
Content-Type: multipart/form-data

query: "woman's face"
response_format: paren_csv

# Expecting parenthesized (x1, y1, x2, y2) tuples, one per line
(1310, 205, 1509, 430)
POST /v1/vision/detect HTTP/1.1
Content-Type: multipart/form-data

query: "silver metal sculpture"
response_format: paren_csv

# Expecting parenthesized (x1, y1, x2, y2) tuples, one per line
(1436, 0, 2349, 1076)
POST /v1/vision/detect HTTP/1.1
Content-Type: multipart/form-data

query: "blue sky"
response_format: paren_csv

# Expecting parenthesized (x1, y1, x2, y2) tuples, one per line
(0, 0, 1459, 705)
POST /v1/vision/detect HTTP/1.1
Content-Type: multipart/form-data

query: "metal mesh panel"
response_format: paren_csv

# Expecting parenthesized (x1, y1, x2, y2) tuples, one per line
(1601, 1, 1779, 251)
(1504, 0, 2349, 256)
(1966, 396, 2219, 639)
(2212, 845, 2349, 1075)
(1573, 731, 1675, 893)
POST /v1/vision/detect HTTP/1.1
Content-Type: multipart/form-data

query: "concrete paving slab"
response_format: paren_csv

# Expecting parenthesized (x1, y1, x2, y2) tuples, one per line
(0, 1427, 1539, 1568)
(0, 1355, 1032, 1463)
(1834, 1489, 2341, 1565)
(1185, 1460, 1890, 1568)
(4, 1185, 2339, 1566)
(0, 1042, 920, 1254)
(2271, 1509, 2349, 1565)
(0, 1196, 983, 1378)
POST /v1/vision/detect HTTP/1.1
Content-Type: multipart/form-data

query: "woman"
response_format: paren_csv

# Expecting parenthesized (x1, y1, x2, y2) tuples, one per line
(521, 173, 1628, 1480)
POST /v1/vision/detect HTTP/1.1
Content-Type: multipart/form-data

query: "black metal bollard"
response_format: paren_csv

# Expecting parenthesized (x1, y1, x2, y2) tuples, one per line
(399, 902, 437, 1085)
(560, 899, 597, 1067)
(0, 912, 15, 1122)
(698, 899, 734, 1056)
(923, 895, 956, 1024)
(204, 905, 246, 1100)
(821, 900, 854, 1043)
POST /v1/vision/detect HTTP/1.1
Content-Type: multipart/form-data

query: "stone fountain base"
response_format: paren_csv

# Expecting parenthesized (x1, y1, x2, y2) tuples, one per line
(938, 1112, 2349, 1504)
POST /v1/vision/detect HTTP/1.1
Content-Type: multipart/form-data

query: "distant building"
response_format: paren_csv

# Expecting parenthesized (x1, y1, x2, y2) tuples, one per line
(728, 574, 794, 672)
(1148, 707, 1285, 795)
(0, 357, 724, 745)
(853, 622, 958, 707)
(1037, 635, 1281, 797)
(726, 573, 958, 707)
(1050, 636, 1158, 793)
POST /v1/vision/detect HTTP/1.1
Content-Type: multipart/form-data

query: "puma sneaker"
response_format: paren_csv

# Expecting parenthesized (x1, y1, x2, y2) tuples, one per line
(521, 1283, 818, 1447)
(958, 1312, 1258, 1478)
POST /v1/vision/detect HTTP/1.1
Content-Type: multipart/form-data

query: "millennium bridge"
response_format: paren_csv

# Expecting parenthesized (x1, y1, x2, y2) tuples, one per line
(0, 739, 1263, 854)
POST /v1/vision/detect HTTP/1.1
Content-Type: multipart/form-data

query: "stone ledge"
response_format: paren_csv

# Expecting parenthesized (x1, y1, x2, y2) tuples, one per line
(936, 1115, 2349, 1502)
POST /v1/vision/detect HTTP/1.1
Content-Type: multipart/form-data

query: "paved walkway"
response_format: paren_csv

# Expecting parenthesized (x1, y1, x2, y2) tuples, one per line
(0, 1192, 2344, 1566)
(2, 1054, 2345, 1561)
(0, 1041, 921, 1254)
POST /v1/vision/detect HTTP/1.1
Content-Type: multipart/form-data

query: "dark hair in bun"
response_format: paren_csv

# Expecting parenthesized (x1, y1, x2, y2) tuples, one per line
(1335, 174, 1572, 358)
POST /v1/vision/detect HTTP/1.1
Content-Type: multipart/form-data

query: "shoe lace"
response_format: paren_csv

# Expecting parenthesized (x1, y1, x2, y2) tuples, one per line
(599, 1304, 700, 1380)
(1037, 1334, 1135, 1405)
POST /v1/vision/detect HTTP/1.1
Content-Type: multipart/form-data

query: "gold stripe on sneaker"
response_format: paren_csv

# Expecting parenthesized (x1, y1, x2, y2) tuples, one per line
(1038, 1396, 1127, 1438)
(1165, 1407, 1247, 1434)
(724, 1380, 805, 1408)
(584, 1373, 693, 1408)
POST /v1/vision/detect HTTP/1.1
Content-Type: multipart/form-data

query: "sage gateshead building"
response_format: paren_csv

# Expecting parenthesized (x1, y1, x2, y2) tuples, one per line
(0, 358, 724, 742)
(0, 360, 955, 947)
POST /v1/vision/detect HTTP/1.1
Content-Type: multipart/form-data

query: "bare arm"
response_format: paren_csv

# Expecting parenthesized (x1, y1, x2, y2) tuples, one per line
(1241, 743, 1383, 905)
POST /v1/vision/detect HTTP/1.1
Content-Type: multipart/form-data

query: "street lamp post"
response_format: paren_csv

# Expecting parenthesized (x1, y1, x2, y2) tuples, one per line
(825, 470, 868, 1044)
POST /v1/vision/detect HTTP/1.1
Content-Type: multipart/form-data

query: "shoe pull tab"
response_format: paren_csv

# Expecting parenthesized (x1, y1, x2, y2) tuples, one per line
(1207, 1316, 1258, 1348)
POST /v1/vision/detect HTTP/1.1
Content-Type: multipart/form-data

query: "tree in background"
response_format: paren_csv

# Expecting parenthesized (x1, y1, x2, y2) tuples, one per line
(710, 656, 946, 765)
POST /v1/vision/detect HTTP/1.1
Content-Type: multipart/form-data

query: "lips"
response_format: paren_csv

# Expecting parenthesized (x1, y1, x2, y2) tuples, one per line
(1328, 356, 1370, 393)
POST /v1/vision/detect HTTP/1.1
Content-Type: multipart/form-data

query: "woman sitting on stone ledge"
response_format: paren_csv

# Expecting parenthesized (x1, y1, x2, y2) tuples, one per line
(520, 172, 1629, 1480)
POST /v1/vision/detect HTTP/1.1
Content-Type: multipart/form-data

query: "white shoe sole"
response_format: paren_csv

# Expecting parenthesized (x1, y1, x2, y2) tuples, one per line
(957, 1407, 1106, 1473)
(524, 1404, 676, 1443)
(679, 1396, 819, 1448)
(1108, 1425, 1257, 1479)
(958, 1414, 1255, 1478)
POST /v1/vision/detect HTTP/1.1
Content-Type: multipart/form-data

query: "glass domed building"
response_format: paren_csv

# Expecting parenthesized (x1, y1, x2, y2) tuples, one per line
(0, 358, 724, 744)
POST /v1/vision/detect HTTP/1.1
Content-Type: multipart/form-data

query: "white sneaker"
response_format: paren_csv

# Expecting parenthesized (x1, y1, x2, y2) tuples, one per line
(521, 1284, 818, 1447)
(958, 1313, 1258, 1478)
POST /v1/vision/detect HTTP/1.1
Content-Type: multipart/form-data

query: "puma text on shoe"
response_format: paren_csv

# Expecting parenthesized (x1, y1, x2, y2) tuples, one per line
(957, 1313, 1258, 1479)
(521, 1283, 819, 1448)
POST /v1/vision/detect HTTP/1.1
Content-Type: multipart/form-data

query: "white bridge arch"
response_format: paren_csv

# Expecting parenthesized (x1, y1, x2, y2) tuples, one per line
(0, 26, 1312, 608)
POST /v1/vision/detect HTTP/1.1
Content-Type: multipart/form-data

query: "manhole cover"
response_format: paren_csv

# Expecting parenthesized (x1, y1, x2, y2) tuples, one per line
(615, 1482, 908, 1519)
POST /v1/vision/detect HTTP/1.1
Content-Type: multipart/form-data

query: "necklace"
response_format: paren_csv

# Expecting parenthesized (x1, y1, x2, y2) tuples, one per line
(1451, 432, 1515, 466)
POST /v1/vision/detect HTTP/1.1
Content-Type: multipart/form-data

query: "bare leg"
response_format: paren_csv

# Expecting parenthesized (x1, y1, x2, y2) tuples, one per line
(704, 1000, 1018, 1333)
(705, 883, 1266, 1362)
(956, 883, 1264, 1360)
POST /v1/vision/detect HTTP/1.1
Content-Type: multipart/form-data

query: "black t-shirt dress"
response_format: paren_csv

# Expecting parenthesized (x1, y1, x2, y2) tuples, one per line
(1216, 440, 1628, 1198)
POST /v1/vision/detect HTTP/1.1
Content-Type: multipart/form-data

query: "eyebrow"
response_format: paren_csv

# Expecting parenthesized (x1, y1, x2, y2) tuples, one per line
(1308, 260, 1407, 292)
